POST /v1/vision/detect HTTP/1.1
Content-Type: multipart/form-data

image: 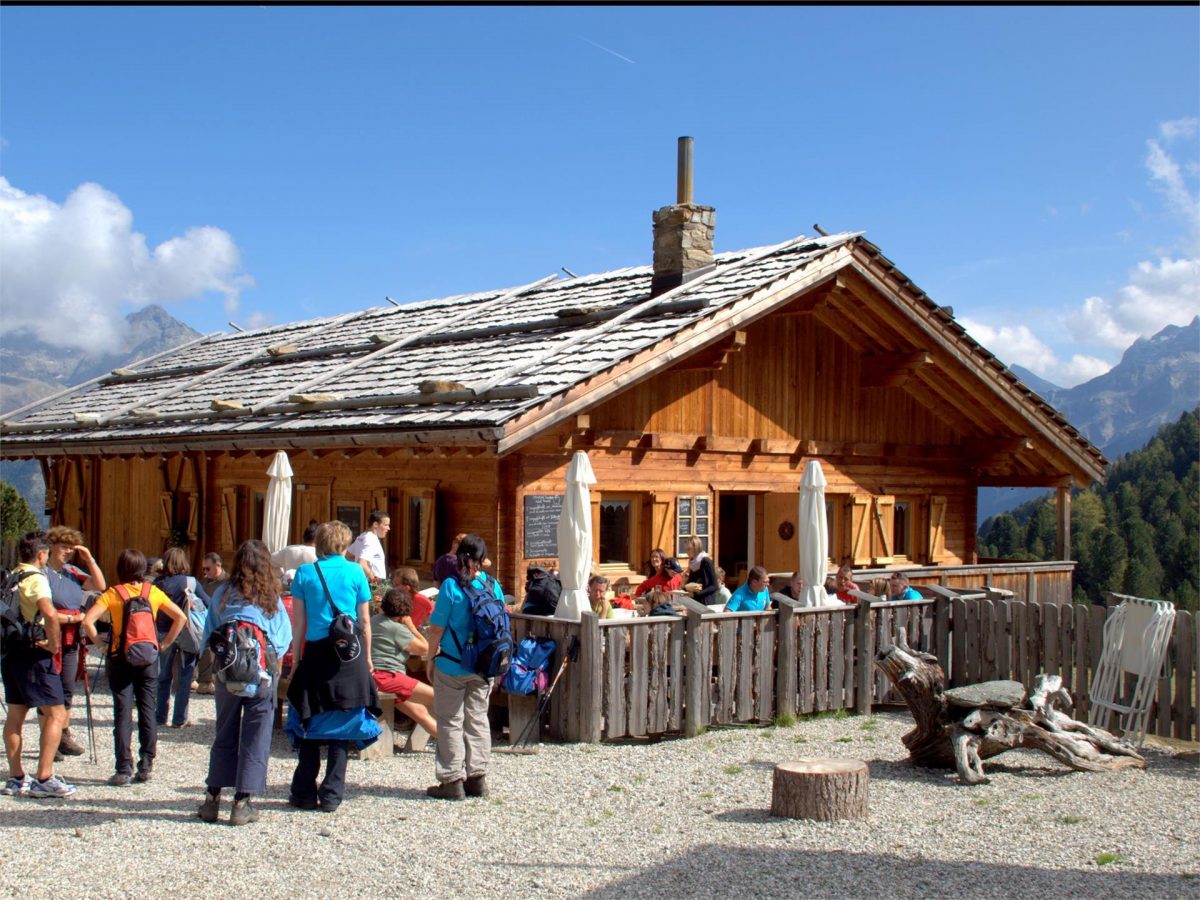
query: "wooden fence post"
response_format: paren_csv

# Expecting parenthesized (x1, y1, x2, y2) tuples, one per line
(578, 611, 603, 743)
(776, 598, 798, 721)
(934, 593, 950, 675)
(855, 597, 873, 715)
(684, 606, 706, 737)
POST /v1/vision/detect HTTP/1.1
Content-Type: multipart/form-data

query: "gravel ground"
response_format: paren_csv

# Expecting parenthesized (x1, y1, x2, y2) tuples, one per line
(1, 677, 1197, 899)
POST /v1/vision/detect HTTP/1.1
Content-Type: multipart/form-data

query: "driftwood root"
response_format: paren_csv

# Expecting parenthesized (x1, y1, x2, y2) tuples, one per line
(876, 628, 1144, 784)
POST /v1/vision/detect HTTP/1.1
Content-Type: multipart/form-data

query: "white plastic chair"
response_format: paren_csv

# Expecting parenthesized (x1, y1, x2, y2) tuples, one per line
(1087, 594, 1176, 749)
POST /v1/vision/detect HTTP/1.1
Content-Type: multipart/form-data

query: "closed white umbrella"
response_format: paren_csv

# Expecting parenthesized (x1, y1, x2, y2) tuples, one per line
(798, 459, 830, 608)
(554, 450, 596, 621)
(262, 451, 294, 554)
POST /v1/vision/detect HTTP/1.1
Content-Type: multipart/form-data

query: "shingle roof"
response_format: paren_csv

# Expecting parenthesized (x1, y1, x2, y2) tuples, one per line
(0, 230, 1105, 477)
(1, 233, 854, 446)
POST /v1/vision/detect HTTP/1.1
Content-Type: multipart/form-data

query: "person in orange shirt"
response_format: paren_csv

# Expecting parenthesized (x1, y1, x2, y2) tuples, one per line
(634, 549, 683, 597)
(83, 548, 186, 786)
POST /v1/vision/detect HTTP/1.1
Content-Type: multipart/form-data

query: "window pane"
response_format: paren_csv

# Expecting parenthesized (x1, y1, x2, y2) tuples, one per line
(599, 500, 632, 564)
(694, 517, 709, 537)
(694, 498, 708, 516)
(677, 537, 690, 557)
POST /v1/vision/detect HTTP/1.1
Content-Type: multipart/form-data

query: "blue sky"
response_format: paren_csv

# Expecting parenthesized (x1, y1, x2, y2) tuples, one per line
(2, 6, 1197, 387)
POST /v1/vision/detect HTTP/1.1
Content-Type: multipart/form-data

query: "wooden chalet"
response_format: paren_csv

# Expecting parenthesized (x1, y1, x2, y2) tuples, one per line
(0, 148, 1106, 601)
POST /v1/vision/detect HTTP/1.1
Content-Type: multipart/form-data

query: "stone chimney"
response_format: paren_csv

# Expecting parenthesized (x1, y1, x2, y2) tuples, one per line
(651, 136, 715, 297)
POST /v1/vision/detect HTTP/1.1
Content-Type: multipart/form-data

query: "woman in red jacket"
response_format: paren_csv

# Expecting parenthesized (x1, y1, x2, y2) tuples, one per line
(634, 548, 683, 597)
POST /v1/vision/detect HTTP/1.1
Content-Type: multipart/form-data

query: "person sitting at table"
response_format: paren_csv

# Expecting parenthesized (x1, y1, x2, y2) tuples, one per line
(389, 566, 433, 629)
(831, 565, 858, 605)
(725, 566, 770, 612)
(634, 549, 683, 597)
(714, 567, 733, 605)
(370, 589, 438, 739)
(887, 571, 922, 602)
(609, 577, 636, 610)
(779, 571, 805, 600)
(682, 538, 721, 606)
(586, 575, 613, 619)
(637, 588, 684, 618)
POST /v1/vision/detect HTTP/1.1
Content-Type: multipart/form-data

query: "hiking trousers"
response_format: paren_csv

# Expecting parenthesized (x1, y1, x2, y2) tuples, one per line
(206, 682, 274, 794)
(432, 667, 492, 784)
(109, 656, 159, 775)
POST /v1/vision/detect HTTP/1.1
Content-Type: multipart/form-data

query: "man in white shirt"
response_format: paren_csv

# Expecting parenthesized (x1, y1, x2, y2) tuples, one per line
(347, 510, 390, 581)
(272, 522, 319, 588)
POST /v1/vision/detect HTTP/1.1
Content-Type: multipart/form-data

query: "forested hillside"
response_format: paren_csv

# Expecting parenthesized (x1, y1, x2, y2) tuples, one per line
(978, 408, 1199, 611)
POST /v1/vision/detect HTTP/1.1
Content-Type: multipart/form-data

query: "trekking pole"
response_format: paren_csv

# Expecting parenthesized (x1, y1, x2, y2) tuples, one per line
(81, 665, 97, 764)
(512, 636, 579, 751)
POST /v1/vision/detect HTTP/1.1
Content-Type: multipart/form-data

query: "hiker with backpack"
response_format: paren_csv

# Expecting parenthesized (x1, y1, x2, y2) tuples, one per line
(44, 526, 106, 759)
(198, 539, 291, 826)
(82, 548, 187, 786)
(285, 521, 381, 813)
(154, 547, 211, 729)
(2, 532, 76, 798)
(425, 534, 510, 801)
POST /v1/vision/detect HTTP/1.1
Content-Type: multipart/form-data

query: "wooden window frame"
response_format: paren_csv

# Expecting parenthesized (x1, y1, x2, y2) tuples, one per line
(593, 492, 643, 574)
(675, 494, 711, 559)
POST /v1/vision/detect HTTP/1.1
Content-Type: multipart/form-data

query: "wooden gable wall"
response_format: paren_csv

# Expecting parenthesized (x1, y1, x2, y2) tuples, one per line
(588, 311, 960, 446)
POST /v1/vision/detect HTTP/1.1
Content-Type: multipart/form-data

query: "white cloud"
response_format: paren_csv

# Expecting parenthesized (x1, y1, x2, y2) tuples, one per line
(1060, 121, 1199, 355)
(1160, 116, 1198, 141)
(0, 178, 252, 350)
(960, 318, 1113, 387)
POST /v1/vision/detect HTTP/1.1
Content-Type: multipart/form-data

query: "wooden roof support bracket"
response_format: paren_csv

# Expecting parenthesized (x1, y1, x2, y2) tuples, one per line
(860, 351, 933, 388)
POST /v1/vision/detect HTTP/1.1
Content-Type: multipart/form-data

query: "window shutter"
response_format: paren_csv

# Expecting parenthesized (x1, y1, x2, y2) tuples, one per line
(160, 492, 173, 539)
(927, 495, 947, 563)
(872, 495, 895, 564)
(848, 494, 873, 566)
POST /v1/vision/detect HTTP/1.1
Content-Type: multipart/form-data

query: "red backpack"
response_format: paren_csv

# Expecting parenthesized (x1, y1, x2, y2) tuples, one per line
(114, 582, 159, 667)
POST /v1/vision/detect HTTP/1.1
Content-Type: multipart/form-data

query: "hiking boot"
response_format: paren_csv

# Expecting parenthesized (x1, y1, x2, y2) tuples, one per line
(58, 730, 86, 757)
(2, 774, 32, 796)
(107, 772, 132, 786)
(425, 779, 465, 801)
(465, 774, 489, 798)
(288, 794, 319, 811)
(198, 792, 220, 823)
(134, 761, 153, 783)
(229, 797, 260, 826)
(53, 750, 64, 762)
(29, 775, 77, 798)
(195, 683, 215, 695)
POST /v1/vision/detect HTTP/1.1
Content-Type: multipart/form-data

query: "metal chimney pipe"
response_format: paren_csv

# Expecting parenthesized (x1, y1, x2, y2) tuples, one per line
(677, 136, 694, 205)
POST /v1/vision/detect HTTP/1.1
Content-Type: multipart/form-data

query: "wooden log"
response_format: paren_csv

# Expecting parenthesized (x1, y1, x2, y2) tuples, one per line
(769, 759, 869, 821)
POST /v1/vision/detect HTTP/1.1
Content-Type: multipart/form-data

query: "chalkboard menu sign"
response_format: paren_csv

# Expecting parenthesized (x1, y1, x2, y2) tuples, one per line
(523, 494, 563, 558)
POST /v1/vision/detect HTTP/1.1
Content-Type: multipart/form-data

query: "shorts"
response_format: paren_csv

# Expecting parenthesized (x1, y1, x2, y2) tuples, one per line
(1, 647, 65, 709)
(372, 669, 418, 702)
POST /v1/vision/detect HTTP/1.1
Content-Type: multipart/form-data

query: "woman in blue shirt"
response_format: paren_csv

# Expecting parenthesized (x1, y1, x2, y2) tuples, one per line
(425, 534, 504, 801)
(285, 520, 380, 813)
(198, 540, 291, 826)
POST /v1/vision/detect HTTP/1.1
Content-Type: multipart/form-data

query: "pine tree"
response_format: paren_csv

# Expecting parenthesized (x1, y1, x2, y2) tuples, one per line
(0, 481, 38, 541)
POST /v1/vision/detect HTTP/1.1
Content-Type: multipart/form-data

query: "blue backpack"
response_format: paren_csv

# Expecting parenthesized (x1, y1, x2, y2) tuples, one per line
(502, 636, 557, 695)
(443, 573, 513, 680)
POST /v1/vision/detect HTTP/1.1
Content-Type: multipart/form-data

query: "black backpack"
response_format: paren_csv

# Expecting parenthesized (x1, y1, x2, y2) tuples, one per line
(521, 566, 561, 617)
(0, 568, 43, 657)
(209, 619, 277, 696)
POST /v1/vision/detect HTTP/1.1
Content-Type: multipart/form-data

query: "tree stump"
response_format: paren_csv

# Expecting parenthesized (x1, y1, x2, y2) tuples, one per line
(770, 759, 869, 820)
